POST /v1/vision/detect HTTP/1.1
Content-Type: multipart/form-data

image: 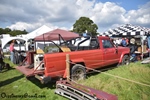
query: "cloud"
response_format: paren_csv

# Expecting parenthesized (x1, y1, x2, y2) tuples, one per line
(0, 0, 149, 33)
(125, 1, 150, 27)
(90, 2, 127, 31)
(7, 22, 34, 31)
(90, 1, 150, 32)
(0, 0, 80, 31)
(7, 22, 60, 32)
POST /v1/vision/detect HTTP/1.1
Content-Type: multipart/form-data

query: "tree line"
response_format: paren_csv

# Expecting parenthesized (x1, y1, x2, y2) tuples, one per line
(0, 17, 99, 36)
(0, 28, 28, 36)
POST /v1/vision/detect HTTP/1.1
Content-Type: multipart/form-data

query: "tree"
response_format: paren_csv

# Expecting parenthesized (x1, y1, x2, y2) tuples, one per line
(0, 27, 28, 36)
(4, 28, 11, 33)
(22, 29, 28, 35)
(72, 17, 98, 36)
(0, 28, 4, 35)
(7, 29, 28, 36)
(0, 28, 11, 35)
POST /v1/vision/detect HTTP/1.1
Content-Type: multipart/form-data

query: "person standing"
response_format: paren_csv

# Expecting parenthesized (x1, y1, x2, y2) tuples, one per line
(129, 38, 138, 62)
(125, 38, 129, 46)
(121, 37, 127, 47)
(147, 35, 150, 49)
(0, 44, 3, 72)
(147, 35, 150, 57)
(9, 42, 15, 63)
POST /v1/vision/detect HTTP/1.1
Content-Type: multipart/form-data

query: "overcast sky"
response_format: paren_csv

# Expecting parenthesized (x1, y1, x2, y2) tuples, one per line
(0, 0, 150, 33)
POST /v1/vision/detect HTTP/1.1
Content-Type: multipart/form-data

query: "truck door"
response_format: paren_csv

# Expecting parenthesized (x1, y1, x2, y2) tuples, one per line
(102, 39, 119, 66)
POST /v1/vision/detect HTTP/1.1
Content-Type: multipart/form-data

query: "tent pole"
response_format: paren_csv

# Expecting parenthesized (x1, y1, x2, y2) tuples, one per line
(43, 34, 46, 50)
(141, 37, 144, 60)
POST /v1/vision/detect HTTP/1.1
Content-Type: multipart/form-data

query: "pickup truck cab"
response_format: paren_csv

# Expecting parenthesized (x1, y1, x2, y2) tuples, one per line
(17, 36, 130, 84)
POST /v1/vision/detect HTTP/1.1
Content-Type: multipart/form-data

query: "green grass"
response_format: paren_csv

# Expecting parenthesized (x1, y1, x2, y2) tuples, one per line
(0, 59, 150, 100)
(79, 62, 150, 100)
(0, 59, 67, 100)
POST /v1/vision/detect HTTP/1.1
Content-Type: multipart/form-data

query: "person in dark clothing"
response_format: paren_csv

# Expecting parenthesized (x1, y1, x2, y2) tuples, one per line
(0, 44, 11, 71)
(0, 44, 4, 72)
(128, 38, 138, 62)
(147, 35, 150, 57)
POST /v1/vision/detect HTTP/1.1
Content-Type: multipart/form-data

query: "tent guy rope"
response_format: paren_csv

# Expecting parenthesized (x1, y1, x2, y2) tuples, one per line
(66, 60, 150, 88)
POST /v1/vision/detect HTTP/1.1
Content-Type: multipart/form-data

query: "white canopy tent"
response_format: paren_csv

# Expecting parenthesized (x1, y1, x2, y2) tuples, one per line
(0, 25, 53, 51)
(23, 25, 53, 40)
(1, 37, 27, 52)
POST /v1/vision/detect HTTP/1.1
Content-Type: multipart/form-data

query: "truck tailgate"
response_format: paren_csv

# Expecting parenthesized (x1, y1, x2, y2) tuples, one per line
(16, 66, 44, 77)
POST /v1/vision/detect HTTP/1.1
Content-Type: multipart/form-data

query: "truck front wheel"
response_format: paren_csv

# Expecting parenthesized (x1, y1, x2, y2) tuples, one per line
(71, 64, 86, 81)
(119, 55, 130, 66)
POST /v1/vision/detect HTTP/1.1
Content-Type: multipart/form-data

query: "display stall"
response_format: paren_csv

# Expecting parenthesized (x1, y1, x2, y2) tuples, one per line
(101, 24, 150, 60)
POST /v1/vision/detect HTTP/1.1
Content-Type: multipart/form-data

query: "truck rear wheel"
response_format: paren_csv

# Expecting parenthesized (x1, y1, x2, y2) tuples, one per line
(119, 55, 130, 66)
(71, 64, 86, 81)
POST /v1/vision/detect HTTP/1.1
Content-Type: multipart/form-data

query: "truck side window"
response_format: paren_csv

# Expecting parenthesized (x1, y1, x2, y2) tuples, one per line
(102, 40, 113, 48)
(90, 39, 99, 49)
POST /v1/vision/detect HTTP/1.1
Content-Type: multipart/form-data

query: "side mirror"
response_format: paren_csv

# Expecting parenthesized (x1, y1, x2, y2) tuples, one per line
(115, 44, 118, 48)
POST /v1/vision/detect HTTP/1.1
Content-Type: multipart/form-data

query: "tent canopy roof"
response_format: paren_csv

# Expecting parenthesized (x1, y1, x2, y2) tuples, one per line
(24, 25, 53, 39)
(34, 29, 79, 41)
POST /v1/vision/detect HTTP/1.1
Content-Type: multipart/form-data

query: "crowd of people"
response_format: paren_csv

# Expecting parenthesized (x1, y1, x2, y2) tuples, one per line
(111, 37, 136, 62)
(0, 40, 22, 72)
(111, 36, 150, 62)
(0, 39, 33, 71)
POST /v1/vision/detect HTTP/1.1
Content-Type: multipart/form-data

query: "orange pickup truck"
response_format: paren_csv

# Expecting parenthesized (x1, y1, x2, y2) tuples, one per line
(17, 36, 130, 84)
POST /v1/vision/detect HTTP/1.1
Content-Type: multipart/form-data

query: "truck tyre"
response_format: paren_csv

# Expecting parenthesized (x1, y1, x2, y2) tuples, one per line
(71, 64, 86, 81)
(118, 55, 130, 66)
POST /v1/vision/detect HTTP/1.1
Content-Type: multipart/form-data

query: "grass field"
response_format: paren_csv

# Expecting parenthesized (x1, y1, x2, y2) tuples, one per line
(0, 59, 150, 100)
